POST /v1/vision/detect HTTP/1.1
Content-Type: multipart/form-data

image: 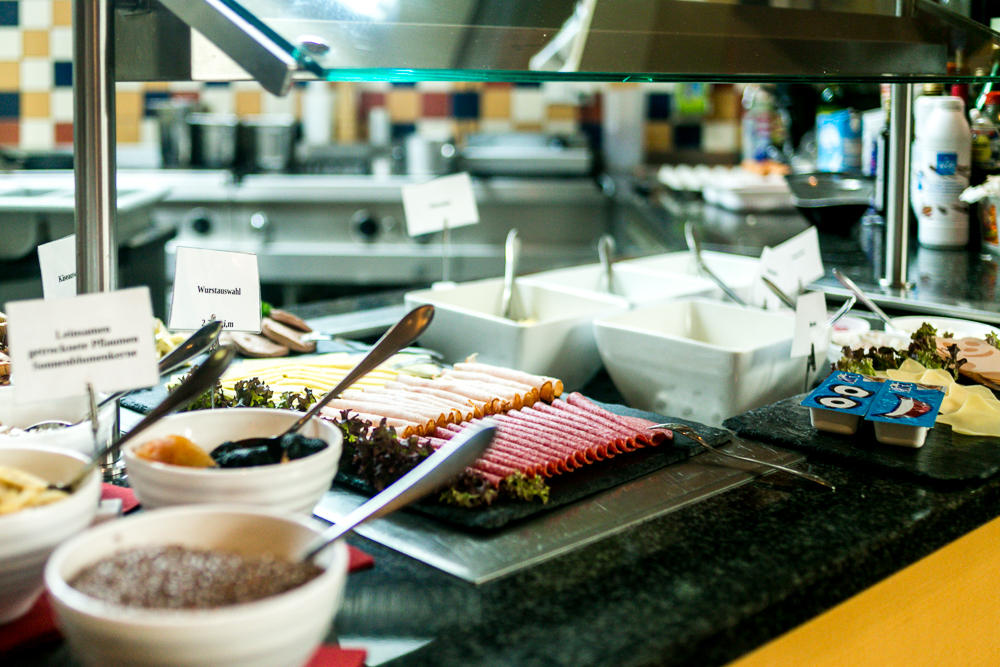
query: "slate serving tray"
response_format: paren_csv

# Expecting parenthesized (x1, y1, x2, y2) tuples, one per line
(334, 401, 729, 532)
(724, 395, 1000, 482)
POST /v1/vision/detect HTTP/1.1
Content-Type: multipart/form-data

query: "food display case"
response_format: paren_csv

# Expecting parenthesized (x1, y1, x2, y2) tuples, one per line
(18, 2, 1000, 667)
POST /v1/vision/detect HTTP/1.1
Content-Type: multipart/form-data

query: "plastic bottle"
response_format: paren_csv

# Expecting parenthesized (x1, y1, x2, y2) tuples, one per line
(971, 91, 1000, 185)
(915, 96, 972, 248)
(816, 84, 862, 173)
(910, 83, 945, 221)
(741, 84, 775, 164)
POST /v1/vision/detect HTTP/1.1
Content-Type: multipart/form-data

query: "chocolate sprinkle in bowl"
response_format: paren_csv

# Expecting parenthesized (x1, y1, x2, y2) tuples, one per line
(45, 505, 349, 667)
(122, 408, 342, 515)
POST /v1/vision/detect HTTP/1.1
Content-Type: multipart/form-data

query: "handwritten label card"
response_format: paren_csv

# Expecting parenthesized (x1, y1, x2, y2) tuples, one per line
(791, 290, 829, 358)
(169, 247, 261, 332)
(37, 234, 77, 300)
(6, 287, 159, 403)
(752, 227, 825, 309)
(402, 172, 480, 236)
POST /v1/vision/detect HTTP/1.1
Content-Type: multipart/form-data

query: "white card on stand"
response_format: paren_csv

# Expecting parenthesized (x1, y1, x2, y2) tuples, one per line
(169, 247, 261, 333)
(37, 235, 77, 300)
(791, 290, 829, 358)
(402, 172, 480, 236)
(6, 287, 160, 403)
(752, 227, 825, 308)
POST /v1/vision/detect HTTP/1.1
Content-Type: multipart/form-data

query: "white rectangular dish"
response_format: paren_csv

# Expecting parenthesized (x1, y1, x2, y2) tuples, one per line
(593, 299, 806, 426)
(617, 250, 761, 301)
(517, 263, 720, 308)
(405, 278, 626, 391)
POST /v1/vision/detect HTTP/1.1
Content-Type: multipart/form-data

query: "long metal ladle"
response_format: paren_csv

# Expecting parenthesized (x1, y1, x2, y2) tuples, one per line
(47, 344, 236, 493)
(684, 222, 747, 306)
(832, 268, 894, 330)
(598, 234, 616, 294)
(651, 423, 834, 491)
(302, 422, 497, 561)
(221, 304, 435, 452)
(25, 320, 224, 432)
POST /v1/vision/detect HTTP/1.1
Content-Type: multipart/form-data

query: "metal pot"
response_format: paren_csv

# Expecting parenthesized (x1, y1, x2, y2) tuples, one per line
(241, 114, 297, 173)
(187, 112, 239, 169)
(153, 98, 201, 168)
(404, 134, 456, 176)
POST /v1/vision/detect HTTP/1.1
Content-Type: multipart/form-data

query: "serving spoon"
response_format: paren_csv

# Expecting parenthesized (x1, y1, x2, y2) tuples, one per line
(47, 344, 236, 493)
(598, 234, 617, 294)
(25, 320, 224, 432)
(221, 304, 435, 453)
(500, 228, 520, 320)
(684, 222, 747, 306)
(303, 422, 497, 561)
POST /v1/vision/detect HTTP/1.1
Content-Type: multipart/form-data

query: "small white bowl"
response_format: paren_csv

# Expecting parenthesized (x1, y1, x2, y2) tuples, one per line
(517, 262, 721, 307)
(617, 250, 761, 300)
(594, 299, 807, 426)
(0, 386, 116, 456)
(405, 277, 627, 391)
(45, 504, 349, 667)
(123, 409, 342, 515)
(0, 446, 100, 623)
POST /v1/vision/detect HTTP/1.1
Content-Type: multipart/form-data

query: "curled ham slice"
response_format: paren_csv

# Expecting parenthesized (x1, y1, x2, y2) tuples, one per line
(394, 375, 502, 413)
(384, 381, 481, 419)
(321, 399, 436, 436)
(454, 361, 563, 401)
(440, 369, 538, 406)
(319, 407, 420, 439)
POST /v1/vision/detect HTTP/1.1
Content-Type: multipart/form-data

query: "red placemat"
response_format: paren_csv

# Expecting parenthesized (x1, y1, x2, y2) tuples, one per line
(100, 484, 140, 513)
(0, 545, 374, 661)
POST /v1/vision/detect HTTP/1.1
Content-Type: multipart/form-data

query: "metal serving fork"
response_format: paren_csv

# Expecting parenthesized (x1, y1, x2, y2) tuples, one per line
(650, 422, 835, 491)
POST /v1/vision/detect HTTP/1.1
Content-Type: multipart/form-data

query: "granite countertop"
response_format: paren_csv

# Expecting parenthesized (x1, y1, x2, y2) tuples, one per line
(329, 373, 1000, 667)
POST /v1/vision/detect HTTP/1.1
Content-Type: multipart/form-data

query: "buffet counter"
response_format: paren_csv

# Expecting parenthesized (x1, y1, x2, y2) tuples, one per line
(11, 288, 1000, 667)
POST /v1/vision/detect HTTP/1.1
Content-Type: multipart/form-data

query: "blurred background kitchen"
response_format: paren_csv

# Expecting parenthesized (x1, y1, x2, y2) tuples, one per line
(1, 0, 999, 322)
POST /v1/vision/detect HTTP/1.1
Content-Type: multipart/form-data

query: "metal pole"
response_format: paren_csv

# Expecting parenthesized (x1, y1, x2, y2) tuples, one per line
(74, 0, 118, 295)
(883, 82, 913, 290)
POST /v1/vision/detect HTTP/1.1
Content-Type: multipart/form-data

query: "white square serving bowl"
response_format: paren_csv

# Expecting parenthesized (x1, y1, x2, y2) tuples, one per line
(617, 250, 761, 300)
(404, 278, 627, 391)
(517, 262, 720, 307)
(593, 299, 808, 426)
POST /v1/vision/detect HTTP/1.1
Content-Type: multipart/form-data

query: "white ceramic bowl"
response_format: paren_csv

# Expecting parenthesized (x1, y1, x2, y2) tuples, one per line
(0, 386, 117, 456)
(0, 446, 100, 623)
(45, 504, 349, 667)
(517, 262, 720, 307)
(405, 278, 627, 391)
(122, 409, 342, 515)
(593, 299, 808, 426)
(888, 315, 1000, 340)
(617, 250, 761, 300)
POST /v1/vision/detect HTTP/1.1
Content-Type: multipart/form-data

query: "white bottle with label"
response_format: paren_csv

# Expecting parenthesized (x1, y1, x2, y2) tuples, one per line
(915, 96, 971, 248)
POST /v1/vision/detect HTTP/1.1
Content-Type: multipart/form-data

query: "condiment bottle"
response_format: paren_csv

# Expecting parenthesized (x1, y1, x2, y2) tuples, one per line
(915, 96, 972, 249)
(971, 91, 1000, 186)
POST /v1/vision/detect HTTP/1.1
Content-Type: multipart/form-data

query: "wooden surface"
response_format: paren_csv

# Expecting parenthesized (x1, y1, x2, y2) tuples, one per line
(726, 513, 1000, 667)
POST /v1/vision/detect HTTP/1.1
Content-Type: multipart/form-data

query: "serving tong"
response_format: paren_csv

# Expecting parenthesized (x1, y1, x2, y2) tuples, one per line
(650, 423, 834, 491)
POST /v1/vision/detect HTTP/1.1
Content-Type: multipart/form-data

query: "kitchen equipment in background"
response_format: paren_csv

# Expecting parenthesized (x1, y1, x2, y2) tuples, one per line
(188, 113, 239, 169)
(153, 98, 203, 168)
(461, 133, 592, 177)
(785, 172, 874, 235)
(241, 114, 298, 173)
(405, 135, 456, 176)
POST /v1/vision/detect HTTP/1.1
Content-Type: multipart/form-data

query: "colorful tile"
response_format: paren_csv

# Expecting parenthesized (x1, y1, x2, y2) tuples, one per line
(421, 92, 450, 118)
(235, 90, 262, 116)
(20, 59, 51, 92)
(546, 103, 577, 121)
(451, 92, 479, 119)
(702, 120, 739, 153)
(52, 60, 71, 87)
(482, 88, 510, 119)
(673, 123, 702, 148)
(0, 118, 17, 145)
(647, 93, 672, 120)
(116, 91, 143, 120)
(359, 91, 386, 118)
(52, 0, 70, 26)
(0, 27, 20, 59)
(645, 122, 673, 152)
(54, 121, 72, 144)
(20, 118, 54, 149)
(20, 91, 49, 118)
(0, 61, 17, 91)
(0, 90, 18, 118)
(19, 0, 50, 30)
(0, 2, 17, 27)
(21, 30, 48, 57)
(387, 88, 419, 122)
(511, 88, 545, 123)
(116, 120, 140, 144)
(50, 88, 71, 121)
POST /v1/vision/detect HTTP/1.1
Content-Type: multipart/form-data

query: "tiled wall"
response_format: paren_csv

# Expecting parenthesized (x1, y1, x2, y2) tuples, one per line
(0, 0, 740, 159)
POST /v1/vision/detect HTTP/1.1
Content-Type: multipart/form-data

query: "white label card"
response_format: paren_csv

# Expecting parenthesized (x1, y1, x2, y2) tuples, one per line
(402, 172, 480, 236)
(751, 227, 825, 309)
(169, 246, 261, 333)
(791, 290, 829, 358)
(6, 287, 160, 403)
(38, 234, 77, 300)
